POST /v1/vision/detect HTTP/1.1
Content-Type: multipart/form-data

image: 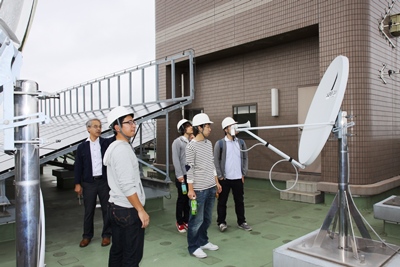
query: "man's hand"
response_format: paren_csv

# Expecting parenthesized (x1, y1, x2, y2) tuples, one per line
(216, 182, 222, 193)
(74, 184, 83, 195)
(138, 210, 150, 228)
(188, 189, 196, 200)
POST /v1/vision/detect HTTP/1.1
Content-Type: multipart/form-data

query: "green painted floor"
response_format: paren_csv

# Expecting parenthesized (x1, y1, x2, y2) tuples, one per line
(1, 166, 400, 267)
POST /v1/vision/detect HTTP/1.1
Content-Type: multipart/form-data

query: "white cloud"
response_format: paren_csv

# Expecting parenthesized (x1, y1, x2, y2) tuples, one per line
(20, 0, 155, 92)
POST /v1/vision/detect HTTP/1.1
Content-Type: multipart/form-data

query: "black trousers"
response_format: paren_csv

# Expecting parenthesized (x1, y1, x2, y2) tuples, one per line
(108, 203, 145, 267)
(175, 175, 189, 225)
(217, 179, 246, 226)
(82, 179, 112, 239)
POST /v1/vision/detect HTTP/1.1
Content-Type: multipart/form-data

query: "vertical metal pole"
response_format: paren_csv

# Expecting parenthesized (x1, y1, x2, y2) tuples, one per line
(63, 91, 66, 115)
(75, 87, 78, 113)
(181, 73, 184, 117)
(189, 52, 194, 99)
(83, 85, 86, 112)
(129, 72, 133, 105)
(338, 111, 349, 249)
(139, 124, 144, 178)
(48, 98, 52, 117)
(98, 81, 102, 109)
(14, 80, 40, 267)
(171, 60, 175, 99)
(90, 84, 93, 111)
(166, 113, 169, 178)
(155, 65, 159, 101)
(69, 89, 72, 114)
(118, 76, 121, 106)
(107, 79, 111, 108)
(141, 69, 145, 103)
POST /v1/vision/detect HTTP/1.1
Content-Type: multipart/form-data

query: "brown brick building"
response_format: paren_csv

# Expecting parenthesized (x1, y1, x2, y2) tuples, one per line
(154, 0, 400, 197)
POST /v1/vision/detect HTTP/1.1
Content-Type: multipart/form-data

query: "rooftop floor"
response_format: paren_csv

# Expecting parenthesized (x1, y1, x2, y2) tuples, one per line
(1, 166, 400, 267)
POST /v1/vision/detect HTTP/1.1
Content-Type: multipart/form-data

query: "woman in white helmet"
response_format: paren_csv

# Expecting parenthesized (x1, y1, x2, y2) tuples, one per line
(103, 106, 149, 267)
(186, 113, 222, 259)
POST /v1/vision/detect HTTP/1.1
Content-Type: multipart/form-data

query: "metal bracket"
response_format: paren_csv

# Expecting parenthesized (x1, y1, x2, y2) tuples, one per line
(378, 0, 397, 48)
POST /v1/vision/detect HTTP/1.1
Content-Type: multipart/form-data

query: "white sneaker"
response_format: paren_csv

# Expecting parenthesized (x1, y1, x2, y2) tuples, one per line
(200, 242, 219, 251)
(219, 223, 227, 232)
(192, 248, 207, 258)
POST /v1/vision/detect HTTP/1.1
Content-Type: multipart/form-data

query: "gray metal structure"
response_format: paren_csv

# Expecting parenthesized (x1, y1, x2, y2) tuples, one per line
(287, 111, 400, 266)
(0, 50, 195, 267)
(0, 48, 195, 201)
(13, 80, 41, 266)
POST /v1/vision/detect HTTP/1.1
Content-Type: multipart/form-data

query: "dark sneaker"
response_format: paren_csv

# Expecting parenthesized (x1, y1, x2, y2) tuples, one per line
(238, 222, 252, 231)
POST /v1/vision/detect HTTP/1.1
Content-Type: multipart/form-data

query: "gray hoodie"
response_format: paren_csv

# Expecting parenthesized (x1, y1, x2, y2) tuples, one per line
(103, 140, 145, 208)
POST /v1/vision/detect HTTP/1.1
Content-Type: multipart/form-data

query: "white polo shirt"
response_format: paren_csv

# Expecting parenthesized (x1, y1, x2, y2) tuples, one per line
(224, 136, 242, 180)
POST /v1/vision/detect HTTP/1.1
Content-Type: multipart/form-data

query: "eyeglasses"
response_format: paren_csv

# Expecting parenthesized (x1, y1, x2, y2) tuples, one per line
(122, 120, 136, 126)
(90, 125, 102, 129)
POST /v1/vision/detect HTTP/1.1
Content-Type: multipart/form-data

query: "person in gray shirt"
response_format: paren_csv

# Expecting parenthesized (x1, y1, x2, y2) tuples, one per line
(172, 119, 193, 233)
(103, 106, 149, 267)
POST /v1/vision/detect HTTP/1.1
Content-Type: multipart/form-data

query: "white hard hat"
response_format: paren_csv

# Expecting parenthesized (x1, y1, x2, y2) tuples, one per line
(177, 119, 191, 132)
(192, 113, 213, 127)
(221, 117, 237, 129)
(107, 106, 133, 128)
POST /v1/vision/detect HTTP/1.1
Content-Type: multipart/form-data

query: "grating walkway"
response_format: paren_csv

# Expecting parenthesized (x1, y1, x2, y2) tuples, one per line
(1, 165, 399, 267)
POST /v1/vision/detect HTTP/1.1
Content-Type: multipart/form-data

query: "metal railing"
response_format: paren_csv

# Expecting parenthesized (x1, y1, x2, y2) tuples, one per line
(40, 49, 195, 118)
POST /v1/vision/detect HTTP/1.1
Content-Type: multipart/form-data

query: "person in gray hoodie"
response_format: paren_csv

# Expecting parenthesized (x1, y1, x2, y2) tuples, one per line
(172, 119, 193, 233)
(214, 117, 251, 232)
(103, 106, 149, 267)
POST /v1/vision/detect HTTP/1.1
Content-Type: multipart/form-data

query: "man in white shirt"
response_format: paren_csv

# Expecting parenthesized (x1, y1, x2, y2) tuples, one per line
(214, 117, 252, 232)
(74, 118, 115, 247)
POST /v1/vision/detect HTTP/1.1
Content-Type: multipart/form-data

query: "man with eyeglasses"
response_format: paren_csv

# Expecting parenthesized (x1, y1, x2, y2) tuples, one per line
(104, 106, 149, 267)
(74, 118, 115, 248)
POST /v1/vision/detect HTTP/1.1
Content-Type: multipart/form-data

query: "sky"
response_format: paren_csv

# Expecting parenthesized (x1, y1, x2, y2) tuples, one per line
(20, 0, 155, 93)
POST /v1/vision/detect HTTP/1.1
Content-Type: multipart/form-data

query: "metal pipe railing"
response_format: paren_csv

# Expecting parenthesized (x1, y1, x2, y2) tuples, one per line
(39, 50, 195, 118)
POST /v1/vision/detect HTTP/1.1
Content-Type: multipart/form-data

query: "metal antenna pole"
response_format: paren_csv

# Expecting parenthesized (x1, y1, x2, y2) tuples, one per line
(14, 80, 40, 267)
(312, 111, 371, 257)
(338, 110, 349, 250)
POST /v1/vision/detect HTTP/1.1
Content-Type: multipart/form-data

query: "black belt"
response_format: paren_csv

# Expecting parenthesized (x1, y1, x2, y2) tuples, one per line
(93, 175, 102, 180)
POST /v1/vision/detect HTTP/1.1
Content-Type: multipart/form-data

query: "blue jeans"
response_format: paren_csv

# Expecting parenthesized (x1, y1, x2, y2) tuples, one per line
(187, 186, 216, 254)
(108, 203, 145, 267)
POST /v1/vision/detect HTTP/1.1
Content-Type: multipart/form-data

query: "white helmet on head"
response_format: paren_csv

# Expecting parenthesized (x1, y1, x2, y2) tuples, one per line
(107, 106, 133, 128)
(177, 119, 191, 132)
(192, 113, 213, 127)
(221, 117, 237, 129)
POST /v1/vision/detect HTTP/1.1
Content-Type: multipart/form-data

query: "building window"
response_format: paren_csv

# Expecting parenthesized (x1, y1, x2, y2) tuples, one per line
(184, 109, 203, 122)
(233, 104, 257, 138)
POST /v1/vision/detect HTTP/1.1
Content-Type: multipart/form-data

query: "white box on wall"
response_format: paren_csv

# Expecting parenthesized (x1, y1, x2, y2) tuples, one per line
(271, 88, 279, 117)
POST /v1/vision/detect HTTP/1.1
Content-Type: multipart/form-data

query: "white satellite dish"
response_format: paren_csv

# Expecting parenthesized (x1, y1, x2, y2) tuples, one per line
(298, 55, 349, 166)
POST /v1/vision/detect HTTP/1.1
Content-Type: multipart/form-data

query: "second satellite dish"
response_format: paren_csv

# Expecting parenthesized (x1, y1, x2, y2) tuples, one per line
(298, 55, 349, 166)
